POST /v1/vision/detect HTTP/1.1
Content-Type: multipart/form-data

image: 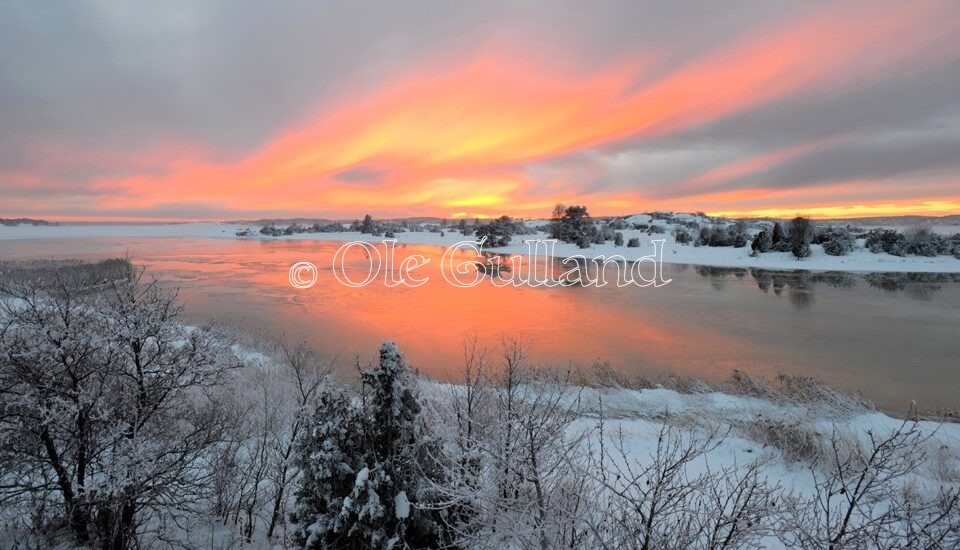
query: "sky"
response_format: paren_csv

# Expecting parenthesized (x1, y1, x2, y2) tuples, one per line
(1, 0, 959, 222)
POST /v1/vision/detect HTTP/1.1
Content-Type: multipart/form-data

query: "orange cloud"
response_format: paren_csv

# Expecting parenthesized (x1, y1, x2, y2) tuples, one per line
(7, 0, 958, 221)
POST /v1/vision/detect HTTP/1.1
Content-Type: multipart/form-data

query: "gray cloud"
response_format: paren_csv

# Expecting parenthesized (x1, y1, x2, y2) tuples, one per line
(2, 0, 959, 218)
(333, 166, 386, 184)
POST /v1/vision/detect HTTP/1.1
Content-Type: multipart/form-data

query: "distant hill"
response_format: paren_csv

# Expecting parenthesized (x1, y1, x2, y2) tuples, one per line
(0, 218, 57, 227)
(231, 216, 447, 225)
(824, 215, 960, 226)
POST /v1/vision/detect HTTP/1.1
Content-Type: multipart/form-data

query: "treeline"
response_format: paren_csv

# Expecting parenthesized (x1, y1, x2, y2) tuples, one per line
(245, 213, 536, 247)
(0, 218, 57, 226)
(699, 216, 960, 261)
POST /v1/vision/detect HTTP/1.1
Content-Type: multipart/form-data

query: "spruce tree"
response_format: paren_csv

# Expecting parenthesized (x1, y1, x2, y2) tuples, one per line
(294, 342, 451, 548)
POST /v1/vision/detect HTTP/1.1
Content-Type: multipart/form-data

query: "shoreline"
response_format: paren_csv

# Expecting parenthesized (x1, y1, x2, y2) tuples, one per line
(2, 221, 960, 274)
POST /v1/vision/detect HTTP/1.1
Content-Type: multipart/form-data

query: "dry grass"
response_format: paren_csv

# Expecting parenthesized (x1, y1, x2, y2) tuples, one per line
(736, 416, 824, 464)
(0, 258, 132, 296)
(722, 370, 873, 414)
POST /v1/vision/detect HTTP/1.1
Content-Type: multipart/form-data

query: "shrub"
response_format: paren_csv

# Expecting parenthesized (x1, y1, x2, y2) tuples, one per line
(904, 226, 942, 257)
(739, 418, 822, 464)
(792, 241, 811, 259)
(614, 232, 624, 246)
(820, 228, 854, 256)
(626, 237, 641, 248)
(822, 236, 852, 256)
(609, 219, 628, 230)
(731, 220, 748, 247)
(865, 229, 907, 256)
(576, 234, 591, 248)
(752, 229, 772, 253)
(789, 217, 814, 259)
(699, 226, 731, 246)
(673, 229, 692, 245)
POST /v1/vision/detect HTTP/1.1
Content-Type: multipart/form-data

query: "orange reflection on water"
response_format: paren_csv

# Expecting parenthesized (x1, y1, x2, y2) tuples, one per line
(2, 237, 957, 412)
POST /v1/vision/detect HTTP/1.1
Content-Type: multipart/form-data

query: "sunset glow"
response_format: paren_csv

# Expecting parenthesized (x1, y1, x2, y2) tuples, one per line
(2, 1, 958, 221)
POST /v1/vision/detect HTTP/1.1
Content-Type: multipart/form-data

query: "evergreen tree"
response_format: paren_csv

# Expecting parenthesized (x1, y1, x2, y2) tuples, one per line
(752, 230, 772, 253)
(789, 217, 814, 259)
(361, 214, 374, 234)
(294, 342, 451, 549)
(474, 215, 515, 247)
(548, 205, 592, 243)
(772, 222, 786, 245)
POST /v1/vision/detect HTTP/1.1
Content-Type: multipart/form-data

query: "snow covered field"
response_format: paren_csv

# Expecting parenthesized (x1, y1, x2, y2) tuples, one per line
(2, 219, 959, 273)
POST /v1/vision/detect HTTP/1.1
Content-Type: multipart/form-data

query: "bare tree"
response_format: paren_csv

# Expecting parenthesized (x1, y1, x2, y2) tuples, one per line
(424, 338, 590, 549)
(777, 416, 958, 549)
(582, 420, 780, 550)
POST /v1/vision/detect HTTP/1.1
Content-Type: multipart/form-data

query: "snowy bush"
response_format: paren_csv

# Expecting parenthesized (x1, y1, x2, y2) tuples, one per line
(820, 228, 854, 256)
(772, 222, 786, 246)
(751, 229, 772, 253)
(865, 229, 907, 256)
(673, 228, 693, 245)
(904, 226, 950, 257)
(788, 217, 814, 259)
(626, 237, 641, 248)
(614, 232, 624, 246)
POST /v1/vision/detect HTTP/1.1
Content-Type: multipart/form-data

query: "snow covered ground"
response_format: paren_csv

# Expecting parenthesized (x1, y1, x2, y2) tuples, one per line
(417, 377, 960, 549)
(2, 219, 959, 273)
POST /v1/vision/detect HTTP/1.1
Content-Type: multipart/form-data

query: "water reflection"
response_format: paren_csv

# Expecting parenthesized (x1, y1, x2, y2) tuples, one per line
(681, 265, 955, 308)
(0, 237, 957, 412)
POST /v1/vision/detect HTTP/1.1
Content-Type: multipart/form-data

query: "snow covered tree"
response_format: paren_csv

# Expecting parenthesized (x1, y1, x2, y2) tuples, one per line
(361, 214, 375, 234)
(789, 217, 814, 259)
(422, 339, 590, 549)
(549, 205, 592, 244)
(294, 341, 451, 549)
(0, 262, 233, 548)
(752, 229, 772, 253)
(474, 215, 515, 247)
(772, 222, 786, 246)
(292, 387, 366, 547)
